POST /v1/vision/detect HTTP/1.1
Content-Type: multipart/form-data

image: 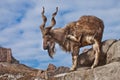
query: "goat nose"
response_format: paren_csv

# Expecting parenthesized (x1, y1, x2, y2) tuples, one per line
(43, 45, 49, 50)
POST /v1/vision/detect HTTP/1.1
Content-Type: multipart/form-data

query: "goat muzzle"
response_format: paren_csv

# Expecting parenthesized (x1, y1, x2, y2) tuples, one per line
(43, 45, 49, 50)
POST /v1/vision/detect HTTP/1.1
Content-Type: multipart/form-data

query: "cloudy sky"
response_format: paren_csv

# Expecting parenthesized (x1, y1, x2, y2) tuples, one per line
(0, 0, 120, 70)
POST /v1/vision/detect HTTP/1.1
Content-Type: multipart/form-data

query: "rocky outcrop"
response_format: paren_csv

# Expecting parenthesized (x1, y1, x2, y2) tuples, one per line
(0, 39, 120, 80)
(77, 39, 117, 67)
(0, 47, 69, 80)
(54, 39, 120, 80)
(46, 64, 69, 79)
(106, 40, 120, 64)
(0, 47, 19, 63)
(55, 62, 120, 80)
(0, 47, 45, 80)
(47, 64, 57, 71)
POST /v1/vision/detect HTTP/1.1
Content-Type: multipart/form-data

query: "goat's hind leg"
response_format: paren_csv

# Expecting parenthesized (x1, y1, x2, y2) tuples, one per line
(91, 40, 101, 69)
(70, 55, 78, 71)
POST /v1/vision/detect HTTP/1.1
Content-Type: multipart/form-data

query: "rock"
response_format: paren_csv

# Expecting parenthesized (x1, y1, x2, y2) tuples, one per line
(107, 40, 120, 63)
(54, 66, 70, 75)
(54, 39, 120, 80)
(47, 64, 57, 71)
(0, 62, 44, 80)
(46, 64, 69, 79)
(0, 47, 45, 80)
(0, 47, 19, 63)
(78, 48, 95, 67)
(55, 62, 120, 80)
(94, 62, 120, 80)
(78, 39, 117, 67)
(36, 70, 48, 79)
(1, 39, 120, 80)
(0, 48, 12, 63)
(101, 39, 117, 54)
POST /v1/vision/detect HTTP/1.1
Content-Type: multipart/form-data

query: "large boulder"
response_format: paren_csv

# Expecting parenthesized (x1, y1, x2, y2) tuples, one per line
(77, 39, 117, 67)
(107, 40, 120, 63)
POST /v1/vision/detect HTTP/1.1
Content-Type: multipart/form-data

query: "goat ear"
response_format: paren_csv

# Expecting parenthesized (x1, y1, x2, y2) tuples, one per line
(46, 26, 52, 30)
(44, 27, 52, 34)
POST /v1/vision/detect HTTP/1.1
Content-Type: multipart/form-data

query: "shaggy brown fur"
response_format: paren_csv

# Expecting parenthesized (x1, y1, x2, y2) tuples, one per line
(65, 15, 104, 46)
(40, 7, 104, 71)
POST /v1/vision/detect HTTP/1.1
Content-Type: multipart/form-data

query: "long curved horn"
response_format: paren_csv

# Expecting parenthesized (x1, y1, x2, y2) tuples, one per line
(40, 7, 47, 34)
(49, 7, 58, 28)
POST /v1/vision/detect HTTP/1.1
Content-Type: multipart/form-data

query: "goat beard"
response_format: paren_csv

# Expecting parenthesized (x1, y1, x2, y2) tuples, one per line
(47, 42, 55, 58)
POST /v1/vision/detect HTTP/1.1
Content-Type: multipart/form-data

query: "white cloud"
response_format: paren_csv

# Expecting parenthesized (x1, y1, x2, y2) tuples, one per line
(0, 0, 120, 69)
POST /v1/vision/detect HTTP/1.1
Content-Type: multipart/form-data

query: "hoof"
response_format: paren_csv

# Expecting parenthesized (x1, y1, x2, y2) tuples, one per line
(91, 65, 94, 69)
(70, 67, 76, 72)
(91, 64, 97, 69)
(69, 69, 75, 72)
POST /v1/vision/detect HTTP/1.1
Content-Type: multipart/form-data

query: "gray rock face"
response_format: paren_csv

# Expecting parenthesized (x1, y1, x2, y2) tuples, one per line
(55, 62, 120, 80)
(107, 40, 120, 63)
(78, 39, 117, 67)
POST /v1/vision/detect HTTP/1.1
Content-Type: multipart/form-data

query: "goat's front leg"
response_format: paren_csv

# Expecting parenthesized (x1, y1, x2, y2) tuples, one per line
(70, 47, 79, 71)
(91, 40, 101, 69)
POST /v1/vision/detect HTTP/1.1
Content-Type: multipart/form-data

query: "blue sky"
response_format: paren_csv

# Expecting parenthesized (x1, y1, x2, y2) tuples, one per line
(0, 0, 120, 70)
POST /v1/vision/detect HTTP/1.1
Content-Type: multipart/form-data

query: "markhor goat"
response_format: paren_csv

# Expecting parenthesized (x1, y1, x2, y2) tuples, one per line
(40, 7, 104, 71)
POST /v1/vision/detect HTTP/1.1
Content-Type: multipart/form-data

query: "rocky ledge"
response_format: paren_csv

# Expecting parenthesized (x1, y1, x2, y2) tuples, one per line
(54, 39, 120, 80)
(0, 39, 120, 80)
